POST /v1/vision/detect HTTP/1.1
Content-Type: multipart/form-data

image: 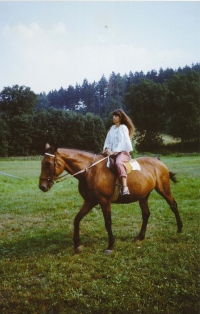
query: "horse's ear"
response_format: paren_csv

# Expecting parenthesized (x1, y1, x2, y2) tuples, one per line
(45, 143, 51, 151)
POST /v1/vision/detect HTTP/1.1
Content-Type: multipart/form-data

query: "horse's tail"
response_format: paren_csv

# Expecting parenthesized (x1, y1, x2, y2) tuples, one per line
(169, 171, 178, 183)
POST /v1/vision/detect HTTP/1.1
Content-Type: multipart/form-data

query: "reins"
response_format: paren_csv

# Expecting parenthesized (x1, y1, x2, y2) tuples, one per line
(44, 152, 108, 183)
(0, 171, 24, 180)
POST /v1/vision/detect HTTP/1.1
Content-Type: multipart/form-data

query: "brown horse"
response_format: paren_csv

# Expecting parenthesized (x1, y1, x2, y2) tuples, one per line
(39, 144, 182, 254)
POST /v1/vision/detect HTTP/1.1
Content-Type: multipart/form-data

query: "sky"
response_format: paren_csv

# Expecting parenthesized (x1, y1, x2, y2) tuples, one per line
(0, 1, 199, 94)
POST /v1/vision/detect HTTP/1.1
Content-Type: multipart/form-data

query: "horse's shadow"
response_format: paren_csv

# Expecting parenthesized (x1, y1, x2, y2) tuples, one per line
(0, 231, 74, 259)
(0, 228, 139, 259)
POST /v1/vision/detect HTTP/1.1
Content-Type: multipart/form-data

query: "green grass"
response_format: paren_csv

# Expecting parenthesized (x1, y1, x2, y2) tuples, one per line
(0, 156, 199, 314)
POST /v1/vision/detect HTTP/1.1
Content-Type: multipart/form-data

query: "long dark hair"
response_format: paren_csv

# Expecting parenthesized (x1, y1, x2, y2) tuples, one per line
(112, 109, 135, 138)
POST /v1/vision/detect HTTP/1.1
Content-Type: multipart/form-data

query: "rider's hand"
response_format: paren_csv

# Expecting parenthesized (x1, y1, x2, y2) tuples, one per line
(102, 148, 115, 156)
(107, 150, 114, 156)
(102, 148, 108, 155)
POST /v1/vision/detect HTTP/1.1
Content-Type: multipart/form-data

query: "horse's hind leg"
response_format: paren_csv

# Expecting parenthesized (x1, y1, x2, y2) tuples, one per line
(134, 194, 150, 241)
(156, 184, 183, 233)
(169, 198, 182, 233)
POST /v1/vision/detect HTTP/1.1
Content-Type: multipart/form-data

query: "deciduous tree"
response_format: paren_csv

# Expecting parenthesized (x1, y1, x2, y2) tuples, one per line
(0, 85, 37, 117)
(125, 79, 168, 151)
(166, 71, 200, 150)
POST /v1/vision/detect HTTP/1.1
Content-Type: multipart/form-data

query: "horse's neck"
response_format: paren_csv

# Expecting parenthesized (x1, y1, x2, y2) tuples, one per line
(58, 149, 93, 175)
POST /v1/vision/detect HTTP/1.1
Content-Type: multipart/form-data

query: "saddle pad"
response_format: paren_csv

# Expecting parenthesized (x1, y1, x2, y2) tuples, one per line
(126, 159, 141, 174)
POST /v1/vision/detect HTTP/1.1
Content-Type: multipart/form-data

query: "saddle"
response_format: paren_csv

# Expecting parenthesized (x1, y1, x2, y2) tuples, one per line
(107, 156, 141, 175)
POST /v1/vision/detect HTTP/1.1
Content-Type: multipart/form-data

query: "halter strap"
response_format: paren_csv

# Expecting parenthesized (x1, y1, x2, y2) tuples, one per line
(45, 153, 55, 157)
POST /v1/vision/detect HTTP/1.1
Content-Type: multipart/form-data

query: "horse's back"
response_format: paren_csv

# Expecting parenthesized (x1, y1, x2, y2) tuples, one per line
(135, 156, 169, 174)
(125, 156, 169, 198)
(128, 156, 165, 178)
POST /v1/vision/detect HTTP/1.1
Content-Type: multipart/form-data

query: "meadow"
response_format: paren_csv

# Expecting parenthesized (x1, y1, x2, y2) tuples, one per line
(0, 155, 199, 314)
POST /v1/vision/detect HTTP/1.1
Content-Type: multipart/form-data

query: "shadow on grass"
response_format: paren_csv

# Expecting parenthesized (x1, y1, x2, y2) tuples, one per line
(0, 227, 145, 259)
(0, 230, 75, 259)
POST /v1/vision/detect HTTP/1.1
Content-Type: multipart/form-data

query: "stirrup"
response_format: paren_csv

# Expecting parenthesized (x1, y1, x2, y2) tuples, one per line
(120, 186, 130, 196)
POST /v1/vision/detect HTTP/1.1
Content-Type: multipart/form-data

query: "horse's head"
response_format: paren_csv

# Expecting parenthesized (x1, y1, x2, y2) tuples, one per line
(39, 143, 63, 192)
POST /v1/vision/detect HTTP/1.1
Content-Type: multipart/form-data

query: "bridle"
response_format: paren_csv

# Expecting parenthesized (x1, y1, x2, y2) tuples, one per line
(40, 152, 108, 186)
(39, 152, 63, 187)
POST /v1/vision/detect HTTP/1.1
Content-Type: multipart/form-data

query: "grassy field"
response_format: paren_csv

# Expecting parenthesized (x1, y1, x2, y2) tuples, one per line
(0, 156, 199, 314)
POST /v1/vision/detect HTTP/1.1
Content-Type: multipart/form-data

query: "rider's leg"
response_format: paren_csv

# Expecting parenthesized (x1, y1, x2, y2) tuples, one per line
(121, 176, 129, 194)
(115, 152, 130, 194)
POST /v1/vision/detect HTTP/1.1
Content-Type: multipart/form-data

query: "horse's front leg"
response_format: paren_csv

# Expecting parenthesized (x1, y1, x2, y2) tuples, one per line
(73, 200, 96, 253)
(101, 201, 115, 254)
(134, 195, 150, 241)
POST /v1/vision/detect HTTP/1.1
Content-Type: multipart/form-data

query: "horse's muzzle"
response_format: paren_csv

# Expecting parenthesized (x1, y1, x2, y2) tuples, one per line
(39, 177, 54, 192)
(39, 184, 48, 192)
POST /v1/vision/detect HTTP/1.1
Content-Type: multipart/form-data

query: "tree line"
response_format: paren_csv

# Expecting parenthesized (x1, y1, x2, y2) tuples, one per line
(37, 63, 200, 116)
(0, 63, 199, 156)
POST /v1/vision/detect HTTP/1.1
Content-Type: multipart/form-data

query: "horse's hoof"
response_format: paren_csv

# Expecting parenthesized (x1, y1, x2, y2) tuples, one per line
(74, 245, 83, 254)
(133, 237, 143, 243)
(104, 249, 113, 255)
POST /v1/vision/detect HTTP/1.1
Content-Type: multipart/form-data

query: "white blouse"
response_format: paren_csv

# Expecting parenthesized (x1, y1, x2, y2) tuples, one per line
(103, 124, 133, 153)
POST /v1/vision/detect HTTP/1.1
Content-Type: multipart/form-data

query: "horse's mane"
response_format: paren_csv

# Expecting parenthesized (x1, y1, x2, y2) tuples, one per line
(58, 147, 100, 155)
(45, 145, 103, 157)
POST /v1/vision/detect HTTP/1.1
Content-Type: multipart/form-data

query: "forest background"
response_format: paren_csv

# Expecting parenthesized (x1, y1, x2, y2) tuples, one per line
(0, 63, 199, 157)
